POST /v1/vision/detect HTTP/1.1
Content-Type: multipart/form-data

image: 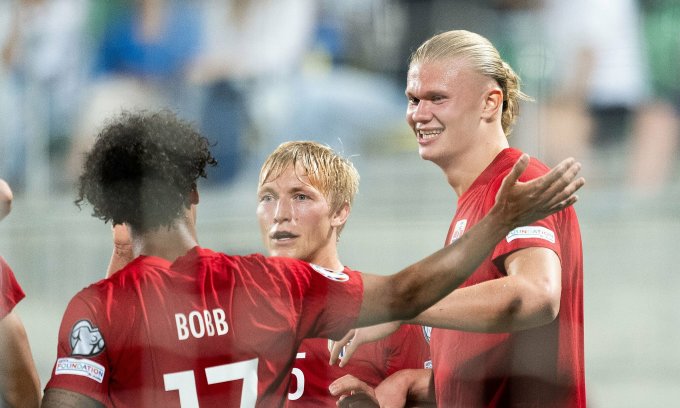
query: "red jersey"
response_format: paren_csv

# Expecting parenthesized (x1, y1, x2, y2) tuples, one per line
(0, 256, 25, 318)
(431, 148, 585, 407)
(45, 246, 363, 408)
(288, 265, 430, 407)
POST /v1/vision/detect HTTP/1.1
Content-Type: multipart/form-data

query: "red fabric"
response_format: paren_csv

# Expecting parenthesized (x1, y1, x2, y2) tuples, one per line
(431, 148, 586, 407)
(0, 256, 25, 318)
(288, 310, 430, 406)
(45, 247, 363, 407)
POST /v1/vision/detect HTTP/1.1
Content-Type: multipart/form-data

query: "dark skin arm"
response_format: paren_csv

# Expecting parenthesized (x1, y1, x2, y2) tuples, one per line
(354, 155, 583, 327)
(41, 389, 103, 408)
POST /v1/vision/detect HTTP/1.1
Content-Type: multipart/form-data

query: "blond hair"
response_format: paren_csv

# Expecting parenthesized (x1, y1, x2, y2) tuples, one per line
(259, 141, 359, 231)
(409, 30, 531, 136)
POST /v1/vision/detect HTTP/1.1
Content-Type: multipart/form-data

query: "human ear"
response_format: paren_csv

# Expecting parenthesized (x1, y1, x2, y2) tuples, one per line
(331, 202, 351, 228)
(482, 87, 503, 120)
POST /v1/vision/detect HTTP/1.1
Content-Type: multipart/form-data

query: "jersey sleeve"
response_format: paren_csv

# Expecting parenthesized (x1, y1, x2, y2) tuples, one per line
(0, 256, 25, 318)
(489, 162, 563, 267)
(492, 213, 562, 264)
(278, 259, 364, 341)
(45, 289, 111, 405)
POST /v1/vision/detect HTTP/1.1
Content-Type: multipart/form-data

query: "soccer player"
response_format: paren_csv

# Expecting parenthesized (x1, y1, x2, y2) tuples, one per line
(42, 110, 583, 407)
(257, 141, 430, 406)
(0, 179, 42, 407)
(330, 30, 587, 407)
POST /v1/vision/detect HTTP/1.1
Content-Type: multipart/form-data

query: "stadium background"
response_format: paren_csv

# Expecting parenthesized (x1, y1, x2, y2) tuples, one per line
(1, 1, 678, 406)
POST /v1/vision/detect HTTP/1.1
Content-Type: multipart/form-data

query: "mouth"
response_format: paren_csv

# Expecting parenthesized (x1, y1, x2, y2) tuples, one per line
(417, 128, 443, 141)
(270, 231, 299, 242)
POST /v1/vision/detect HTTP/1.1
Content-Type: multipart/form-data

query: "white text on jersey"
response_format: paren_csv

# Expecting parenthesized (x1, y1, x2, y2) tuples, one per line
(175, 308, 229, 340)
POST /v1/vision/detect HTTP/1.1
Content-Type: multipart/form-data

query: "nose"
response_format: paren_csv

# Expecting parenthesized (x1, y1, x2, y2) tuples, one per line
(273, 199, 292, 223)
(410, 100, 433, 124)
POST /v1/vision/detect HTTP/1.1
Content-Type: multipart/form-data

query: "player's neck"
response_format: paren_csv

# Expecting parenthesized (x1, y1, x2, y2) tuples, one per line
(441, 133, 508, 196)
(132, 220, 198, 262)
(309, 248, 343, 271)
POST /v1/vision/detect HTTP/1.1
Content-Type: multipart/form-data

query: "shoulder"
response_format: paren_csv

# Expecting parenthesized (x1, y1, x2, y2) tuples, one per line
(486, 152, 550, 194)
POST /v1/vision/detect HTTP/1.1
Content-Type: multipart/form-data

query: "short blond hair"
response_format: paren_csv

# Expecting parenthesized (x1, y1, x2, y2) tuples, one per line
(410, 30, 531, 136)
(259, 141, 359, 229)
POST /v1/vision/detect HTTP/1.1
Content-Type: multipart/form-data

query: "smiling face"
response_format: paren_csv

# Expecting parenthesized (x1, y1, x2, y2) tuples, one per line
(256, 164, 347, 267)
(405, 58, 496, 168)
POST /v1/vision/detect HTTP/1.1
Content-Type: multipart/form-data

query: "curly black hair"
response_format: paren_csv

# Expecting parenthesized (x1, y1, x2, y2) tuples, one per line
(75, 110, 217, 232)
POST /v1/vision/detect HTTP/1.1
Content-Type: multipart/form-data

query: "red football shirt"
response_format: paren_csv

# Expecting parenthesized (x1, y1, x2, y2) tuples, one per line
(0, 256, 25, 318)
(45, 246, 363, 407)
(431, 148, 586, 407)
(288, 265, 430, 408)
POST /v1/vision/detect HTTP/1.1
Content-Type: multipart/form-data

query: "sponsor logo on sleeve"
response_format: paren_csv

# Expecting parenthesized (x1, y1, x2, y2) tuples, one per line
(309, 264, 349, 282)
(70, 320, 106, 357)
(506, 226, 556, 244)
(55, 357, 106, 383)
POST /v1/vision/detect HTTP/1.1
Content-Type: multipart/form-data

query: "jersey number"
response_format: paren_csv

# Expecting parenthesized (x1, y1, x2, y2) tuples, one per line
(287, 352, 306, 400)
(163, 358, 259, 408)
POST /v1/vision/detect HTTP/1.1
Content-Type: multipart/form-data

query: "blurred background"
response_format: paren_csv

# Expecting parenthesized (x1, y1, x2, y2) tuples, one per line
(0, 0, 679, 406)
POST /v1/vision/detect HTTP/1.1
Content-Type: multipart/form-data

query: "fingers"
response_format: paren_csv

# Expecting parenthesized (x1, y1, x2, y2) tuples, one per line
(339, 338, 361, 368)
(329, 330, 355, 365)
(541, 157, 577, 188)
(499, 154, 530, 194)
(330, 375, 378, 408)
(541, 161, 583, 205)
(329, 374, 373, 397)
(523, 158, 583, 213)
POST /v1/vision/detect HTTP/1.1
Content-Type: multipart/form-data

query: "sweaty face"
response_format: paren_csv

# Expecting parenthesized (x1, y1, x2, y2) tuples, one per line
(405, 59, 490, 167)
(256, 165, 341, 266)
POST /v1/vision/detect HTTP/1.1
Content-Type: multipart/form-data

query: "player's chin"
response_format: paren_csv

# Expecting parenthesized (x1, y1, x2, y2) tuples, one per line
(268, 246, 299, 259)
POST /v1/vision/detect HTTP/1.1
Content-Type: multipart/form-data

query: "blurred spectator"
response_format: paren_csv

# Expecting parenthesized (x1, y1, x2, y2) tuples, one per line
(537, 0, 648, 176)
(626, 0, 680, 198)
(187, 0, 316, 184)
(66, 0, 201, 185)
(0, 0, 89, 192)
(261, 0, 410, 157)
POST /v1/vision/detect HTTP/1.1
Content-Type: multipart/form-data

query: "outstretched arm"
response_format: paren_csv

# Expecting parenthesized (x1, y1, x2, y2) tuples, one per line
(355, 155, 583, 327)
(42, 389, 104, 408)
(0, 312, 41, 408)
(410, 246, 561, 332)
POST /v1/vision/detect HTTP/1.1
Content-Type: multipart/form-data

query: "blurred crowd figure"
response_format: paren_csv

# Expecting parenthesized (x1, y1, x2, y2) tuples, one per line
(0, 0, 88, 193)
(627, 0, 680, 198)
(0, 0, 678, 200)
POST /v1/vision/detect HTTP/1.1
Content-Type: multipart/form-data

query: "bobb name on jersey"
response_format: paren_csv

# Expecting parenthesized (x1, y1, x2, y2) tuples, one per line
(175, 308, 228, 340)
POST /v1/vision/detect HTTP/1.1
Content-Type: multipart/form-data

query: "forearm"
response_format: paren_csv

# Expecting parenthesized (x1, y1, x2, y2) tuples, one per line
(410, 275, 558, 332)
(376, 369, 435, 408)
(0, 313, 41, 408)
(362, 210, 511, 325)
(41, 389, 103, 408)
